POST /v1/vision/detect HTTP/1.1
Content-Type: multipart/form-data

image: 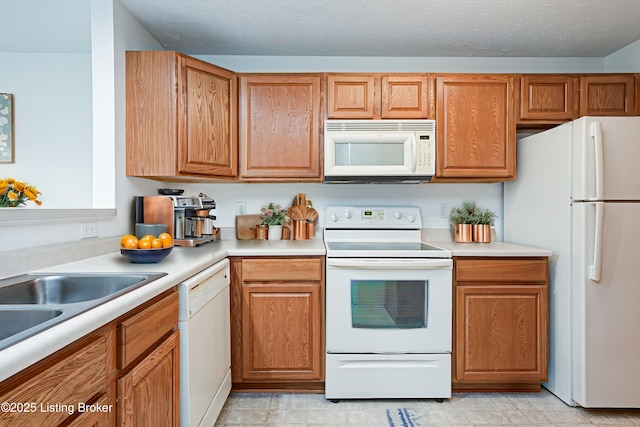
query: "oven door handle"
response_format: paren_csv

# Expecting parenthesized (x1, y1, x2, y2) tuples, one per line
(326, 258, 452, 269)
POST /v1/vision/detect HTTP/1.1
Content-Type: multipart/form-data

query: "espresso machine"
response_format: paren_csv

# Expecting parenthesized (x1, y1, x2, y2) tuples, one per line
(134, 193, 218, 246)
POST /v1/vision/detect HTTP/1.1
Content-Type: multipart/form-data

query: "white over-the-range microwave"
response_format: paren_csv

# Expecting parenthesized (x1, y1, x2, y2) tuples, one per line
(323, 119, 436, 183)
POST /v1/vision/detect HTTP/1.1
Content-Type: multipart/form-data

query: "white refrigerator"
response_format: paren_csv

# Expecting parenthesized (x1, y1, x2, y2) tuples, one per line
(504, 116, 640, 408)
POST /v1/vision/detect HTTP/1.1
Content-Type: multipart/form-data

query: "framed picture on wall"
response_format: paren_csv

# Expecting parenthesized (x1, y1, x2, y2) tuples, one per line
(0, 93, 14, 163)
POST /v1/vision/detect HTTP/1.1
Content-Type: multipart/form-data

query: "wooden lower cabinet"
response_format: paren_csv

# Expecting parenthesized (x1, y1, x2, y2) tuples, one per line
(230, 257, 325, 392)
(0, 289, 179, 426)
(117, 331, 180, 427)
(0, 334, 109, 426)
(453, 257, 549, 391)
(68, 393, 112, 427)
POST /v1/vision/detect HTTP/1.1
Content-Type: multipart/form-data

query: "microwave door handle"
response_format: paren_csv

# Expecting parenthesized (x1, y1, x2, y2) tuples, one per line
(411, 137, 417, 173)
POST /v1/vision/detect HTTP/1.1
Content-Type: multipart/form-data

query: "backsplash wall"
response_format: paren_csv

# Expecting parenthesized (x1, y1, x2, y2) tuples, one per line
(172, 182, 504, 240)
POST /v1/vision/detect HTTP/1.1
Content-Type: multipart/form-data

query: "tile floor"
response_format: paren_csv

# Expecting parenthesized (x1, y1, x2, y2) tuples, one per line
(215, 389, 640, 426)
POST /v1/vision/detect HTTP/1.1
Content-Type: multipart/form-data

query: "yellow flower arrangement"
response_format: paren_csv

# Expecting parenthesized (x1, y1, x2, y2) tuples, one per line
(0, 178, 42, 207)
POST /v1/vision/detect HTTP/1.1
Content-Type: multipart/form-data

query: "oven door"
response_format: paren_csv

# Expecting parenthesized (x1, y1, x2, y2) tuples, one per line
(326, 258, 452, 354)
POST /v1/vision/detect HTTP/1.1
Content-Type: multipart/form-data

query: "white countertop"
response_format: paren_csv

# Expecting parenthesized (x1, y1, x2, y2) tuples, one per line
(423, 228, 552, 257)
(430, 240, 552, 257)
(0, 239, 326, 383)
(0, 233, 549, 383)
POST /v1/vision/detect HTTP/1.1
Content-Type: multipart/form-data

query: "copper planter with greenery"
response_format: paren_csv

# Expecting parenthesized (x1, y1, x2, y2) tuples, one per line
(472, 224, 492, 243)
(454, 223, 473, 243)
(450, 201, 496, 244)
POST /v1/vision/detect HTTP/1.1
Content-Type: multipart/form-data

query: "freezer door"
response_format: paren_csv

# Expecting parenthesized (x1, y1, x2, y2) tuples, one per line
(572, 117, 640, 201)
(572, 202, 640, 407)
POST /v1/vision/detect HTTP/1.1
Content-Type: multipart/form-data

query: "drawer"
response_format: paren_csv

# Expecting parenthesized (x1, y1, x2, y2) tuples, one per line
(456, 258, 547, 283)
(242, 258, 322, 282)
(0, 336, 107, 426)
(118, 291, 178, 368)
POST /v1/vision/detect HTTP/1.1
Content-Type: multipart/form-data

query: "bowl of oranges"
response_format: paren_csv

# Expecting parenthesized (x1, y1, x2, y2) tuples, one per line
(120, 232, 173, 263)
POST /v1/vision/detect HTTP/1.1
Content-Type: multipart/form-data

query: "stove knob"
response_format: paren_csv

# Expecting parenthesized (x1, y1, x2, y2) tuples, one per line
(330, 213, 338, 222)
(407, 214, 416, 222)
(344, 210, 352, 219)
(394, 211, 402, 219)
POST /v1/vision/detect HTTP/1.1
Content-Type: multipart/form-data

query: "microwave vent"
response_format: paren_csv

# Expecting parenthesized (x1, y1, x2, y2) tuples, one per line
(324, 119, 435, 133)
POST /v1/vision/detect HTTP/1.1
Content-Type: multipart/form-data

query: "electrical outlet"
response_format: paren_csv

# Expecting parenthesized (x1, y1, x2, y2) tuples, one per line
(439, 203, 449, 218)
(81, 223, 98, 239)
(236, 201, 246, 215)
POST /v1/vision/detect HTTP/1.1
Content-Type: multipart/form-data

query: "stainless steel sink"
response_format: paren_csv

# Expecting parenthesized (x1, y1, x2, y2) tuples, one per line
(0, 272, 166, 351)
(0, 274, 157, 304)
(0, 309, 63, 341)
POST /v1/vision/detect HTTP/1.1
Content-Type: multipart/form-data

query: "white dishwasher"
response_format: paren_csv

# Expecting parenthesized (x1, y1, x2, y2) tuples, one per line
(178, 258, 231, 427)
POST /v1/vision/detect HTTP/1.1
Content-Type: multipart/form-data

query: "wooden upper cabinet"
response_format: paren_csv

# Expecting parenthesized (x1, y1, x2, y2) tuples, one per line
(436, 74, 516, 181)
(381, 75, 432, 118)
(517, 73, 637, 125)
(327, 74, 433, 119)
(580, 74, 636, 116)
(327, 74, 376, 118)
(126, 50, 238, 180)
(518, 75, 578, 123)
(239, 74, 323, 181)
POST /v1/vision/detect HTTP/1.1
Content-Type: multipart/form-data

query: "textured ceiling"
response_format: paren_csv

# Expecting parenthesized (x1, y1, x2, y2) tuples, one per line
(119, 0, 640, 57)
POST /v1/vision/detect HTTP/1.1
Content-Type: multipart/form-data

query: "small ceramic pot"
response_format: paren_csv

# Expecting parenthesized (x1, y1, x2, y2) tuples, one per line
(267, 224, 283, 240)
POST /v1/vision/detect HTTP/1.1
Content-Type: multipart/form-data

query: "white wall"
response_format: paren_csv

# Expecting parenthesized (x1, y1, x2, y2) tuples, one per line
(0, 0, 162, 255)
(0, 52, 93, 208)
(605, 39, 640, 71)
(171, 181, 504, 239)
(197, 55, 606, 74)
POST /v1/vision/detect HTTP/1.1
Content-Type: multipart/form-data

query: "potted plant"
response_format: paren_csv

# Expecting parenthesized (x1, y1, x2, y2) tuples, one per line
(473, 208, 496, 243)
(260, 203, 289, 240)
(450, 201, 496, 243)
(449, 201, 475, 243)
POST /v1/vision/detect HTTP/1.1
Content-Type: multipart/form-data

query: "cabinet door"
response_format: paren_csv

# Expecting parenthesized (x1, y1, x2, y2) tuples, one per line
(381, 75, 432, 119)
(241, 282, 322, 381)
(178, 56, 238, 176)
(580, 74, 636, 116)
(239, 74, 323, 181)
(518, 75, 577, 122)
(327, 74, 376, 118)
(456, 285, 548, 382)
(117, 331, 180, 427)
(68, 393, 111, 427)
(436, 75, 516, 180)
(126, 51, 238, 179)
(0, 336, 107, 426)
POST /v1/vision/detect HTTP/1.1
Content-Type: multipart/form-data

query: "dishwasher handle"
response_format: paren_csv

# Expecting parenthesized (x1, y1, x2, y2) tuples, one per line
(182, 258, 229, 291)
(179, 259, 230, 320)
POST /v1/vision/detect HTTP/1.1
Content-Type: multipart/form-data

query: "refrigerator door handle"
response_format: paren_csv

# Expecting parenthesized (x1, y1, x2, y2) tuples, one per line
(590, 121, 604, 201)
(589, 202, 604, 282)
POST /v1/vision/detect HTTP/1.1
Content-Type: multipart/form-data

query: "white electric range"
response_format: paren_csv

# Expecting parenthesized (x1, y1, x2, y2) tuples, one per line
(323, 206, 453, 400)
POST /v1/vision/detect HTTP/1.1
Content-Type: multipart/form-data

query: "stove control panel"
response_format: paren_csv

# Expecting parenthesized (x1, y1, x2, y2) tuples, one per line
(325, 206, 421, 229)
